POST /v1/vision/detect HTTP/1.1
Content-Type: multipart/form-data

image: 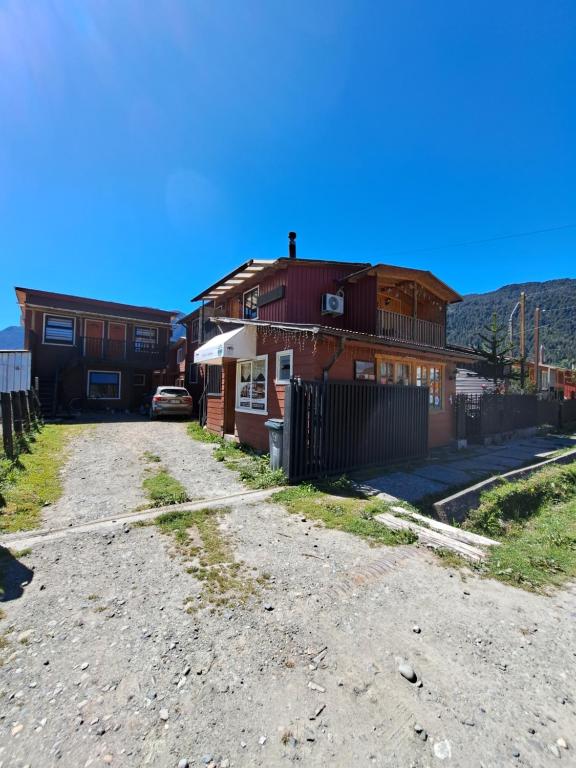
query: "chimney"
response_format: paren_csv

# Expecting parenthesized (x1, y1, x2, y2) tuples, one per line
(288, 231, 297, 259)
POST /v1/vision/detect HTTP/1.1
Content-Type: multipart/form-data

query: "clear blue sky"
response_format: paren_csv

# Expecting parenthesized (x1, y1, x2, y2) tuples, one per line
(1, 0, 575, 328)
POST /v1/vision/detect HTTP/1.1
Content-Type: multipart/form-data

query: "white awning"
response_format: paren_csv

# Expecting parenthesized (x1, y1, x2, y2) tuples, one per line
(194, 325, 257, 365)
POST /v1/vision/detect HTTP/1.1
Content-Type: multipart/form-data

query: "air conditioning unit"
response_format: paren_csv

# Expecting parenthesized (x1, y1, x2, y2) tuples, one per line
(321, 293, 344, 316)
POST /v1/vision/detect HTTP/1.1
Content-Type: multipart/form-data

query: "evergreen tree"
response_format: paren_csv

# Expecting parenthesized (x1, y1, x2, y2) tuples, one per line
(474, 313, 513, 388)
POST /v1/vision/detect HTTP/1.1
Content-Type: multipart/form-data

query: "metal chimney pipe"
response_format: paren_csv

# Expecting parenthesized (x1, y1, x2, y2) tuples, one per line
(288, 231, 297, 259)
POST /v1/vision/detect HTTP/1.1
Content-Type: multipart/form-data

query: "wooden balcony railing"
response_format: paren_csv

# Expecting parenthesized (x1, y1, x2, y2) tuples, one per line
(80, 336, 168, 365)
(376, 309, 446, 348)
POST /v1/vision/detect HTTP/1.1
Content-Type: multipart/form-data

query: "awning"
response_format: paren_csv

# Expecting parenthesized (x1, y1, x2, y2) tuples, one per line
(194, 325, 257, 365)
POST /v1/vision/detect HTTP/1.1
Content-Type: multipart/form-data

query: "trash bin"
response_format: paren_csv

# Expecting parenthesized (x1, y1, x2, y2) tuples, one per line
(264, 419, 284, 470)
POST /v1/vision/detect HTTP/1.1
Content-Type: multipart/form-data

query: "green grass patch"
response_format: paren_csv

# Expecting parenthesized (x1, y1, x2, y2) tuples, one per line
(271, 484, 417, 546)
(142, 469, 189, 507)
(461, 461, 576, 591)
(142, 451, 161, 463)
(151, 506, 260, 610)
(187, 420, 286, 489)
(0, 424, 84, 533)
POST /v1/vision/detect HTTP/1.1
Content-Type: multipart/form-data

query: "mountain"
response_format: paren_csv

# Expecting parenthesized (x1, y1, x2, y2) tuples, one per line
(0, 325, 24, 349)
(447, 278, 576, 368)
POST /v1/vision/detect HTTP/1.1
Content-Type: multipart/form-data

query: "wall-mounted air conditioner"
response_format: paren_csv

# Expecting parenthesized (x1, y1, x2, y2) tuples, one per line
(321, 293, 344, 316)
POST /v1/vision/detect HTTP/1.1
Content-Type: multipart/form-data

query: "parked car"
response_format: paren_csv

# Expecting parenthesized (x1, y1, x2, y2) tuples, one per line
(149, 386, 193, 419)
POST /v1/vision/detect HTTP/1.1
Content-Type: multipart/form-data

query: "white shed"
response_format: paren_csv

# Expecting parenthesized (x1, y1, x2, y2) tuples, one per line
(0, 350, 32, 393)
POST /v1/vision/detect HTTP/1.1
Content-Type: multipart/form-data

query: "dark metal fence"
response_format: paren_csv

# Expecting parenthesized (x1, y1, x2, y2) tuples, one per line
(454, 393, 576, 442)
(0, 389, 43, 460)
(283, 380, 429, 482)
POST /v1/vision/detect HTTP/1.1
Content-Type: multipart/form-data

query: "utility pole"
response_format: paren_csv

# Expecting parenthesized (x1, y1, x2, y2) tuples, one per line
(534, 306, 540, 392)
(519, 291, 526, 389)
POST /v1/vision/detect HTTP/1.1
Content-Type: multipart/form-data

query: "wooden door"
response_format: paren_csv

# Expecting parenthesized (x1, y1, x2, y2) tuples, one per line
(84, 319, 104, 357)
(223, 362, 237, 435)
(108, 323, 126, 359)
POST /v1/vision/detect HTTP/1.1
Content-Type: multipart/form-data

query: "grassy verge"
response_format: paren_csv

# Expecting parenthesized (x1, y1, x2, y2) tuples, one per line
(271, 481, 417, 546)
(0, 424, 84, 533)
(462, 462, 576, 591)
(150, 506, 263, 611)
(142, 468, 189, 507)
(187, 421, 286, 489)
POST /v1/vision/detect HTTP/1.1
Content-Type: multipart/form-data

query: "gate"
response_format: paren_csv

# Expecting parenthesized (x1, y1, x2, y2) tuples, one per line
(283, 380, 429, 482)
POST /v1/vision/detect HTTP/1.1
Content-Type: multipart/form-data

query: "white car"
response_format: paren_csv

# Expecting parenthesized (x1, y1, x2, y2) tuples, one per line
(150, 386, 193, 419)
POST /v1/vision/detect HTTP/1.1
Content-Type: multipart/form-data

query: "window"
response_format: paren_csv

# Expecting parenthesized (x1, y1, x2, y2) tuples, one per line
(176, 377, 185, 388)
(206, 365, 222, 396)
(176, 345, 186, 364)
(44, 315, 74, 345)
(416, 364, 443, 409)
(236, 356, 268, 413)
(355, 360, 376, 381)
(134, 326, 158, 352)
(189, 363, 198, 384)
(395, 363, 411, 385)
(243, 286, 259, 320)
(191, 319, 199, 342)
(275, 350, 293, 384)
(133, 373, 146, 386)
(379, 361, 394, 384)
(87, 371, 121, 399)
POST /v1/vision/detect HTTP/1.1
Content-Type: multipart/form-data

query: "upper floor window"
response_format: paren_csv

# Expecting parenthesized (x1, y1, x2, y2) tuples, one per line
(44, 315, 75, 345)
(191, 319, 199, 342)
(176, 345, 186, 364)
(243, 286, 259, 320)
(134, 326, 158, 352)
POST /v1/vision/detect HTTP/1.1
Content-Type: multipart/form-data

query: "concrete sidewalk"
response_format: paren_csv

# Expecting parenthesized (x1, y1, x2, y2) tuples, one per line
(357, 433, 576, 504)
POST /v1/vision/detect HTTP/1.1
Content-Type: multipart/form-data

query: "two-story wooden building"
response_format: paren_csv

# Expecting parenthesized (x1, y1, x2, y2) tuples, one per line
(15, 287, 177, 414)
(192, 235, 477, 451)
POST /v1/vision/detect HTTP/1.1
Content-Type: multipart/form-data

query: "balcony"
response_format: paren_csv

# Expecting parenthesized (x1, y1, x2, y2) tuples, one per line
(79, 336, 168, 367)
(376, 309, 446, 348)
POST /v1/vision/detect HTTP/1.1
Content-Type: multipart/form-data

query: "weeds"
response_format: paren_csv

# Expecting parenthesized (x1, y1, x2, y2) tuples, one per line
(142, 451, 161, 463)
(142, 469, 189, 507)
(188, 421, 286, 489)
(271, 485, 417, 546)
(0, 424, 84, 533)
(150, 506, 259, 611)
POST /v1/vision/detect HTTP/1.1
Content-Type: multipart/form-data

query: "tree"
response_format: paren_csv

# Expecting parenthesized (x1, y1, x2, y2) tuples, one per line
(474, 313, 514, 389)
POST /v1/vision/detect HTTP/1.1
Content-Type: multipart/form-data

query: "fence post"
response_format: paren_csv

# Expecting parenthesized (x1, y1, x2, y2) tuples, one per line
(1, 391, 15, 459)
(12, 390, 23, 445)
(19, 390, 31, 433)
(30, 387, 43, 424)
(282, 381, 293, 481)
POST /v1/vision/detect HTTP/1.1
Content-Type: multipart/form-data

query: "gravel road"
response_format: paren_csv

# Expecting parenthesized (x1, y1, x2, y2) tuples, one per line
(1, 420, 575, 767)
(42, 418, 245, 528)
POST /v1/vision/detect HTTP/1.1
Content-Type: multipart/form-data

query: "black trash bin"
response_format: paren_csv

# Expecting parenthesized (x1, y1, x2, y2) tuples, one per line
(264, 419, 284, 470)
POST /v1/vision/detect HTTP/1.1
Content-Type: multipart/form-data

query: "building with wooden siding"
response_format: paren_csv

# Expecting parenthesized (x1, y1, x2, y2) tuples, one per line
(15, 287, 177, 414)
(191, 235, 477, 451)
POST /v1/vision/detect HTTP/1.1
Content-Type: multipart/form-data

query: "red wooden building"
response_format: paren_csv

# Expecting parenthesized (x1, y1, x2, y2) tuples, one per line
(191, 235, 477, 451)
(15, 287, 177, 414)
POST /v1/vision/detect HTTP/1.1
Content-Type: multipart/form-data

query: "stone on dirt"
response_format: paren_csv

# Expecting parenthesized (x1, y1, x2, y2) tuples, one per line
(398, 663, 417, 683)
(433, 740, 452, 760)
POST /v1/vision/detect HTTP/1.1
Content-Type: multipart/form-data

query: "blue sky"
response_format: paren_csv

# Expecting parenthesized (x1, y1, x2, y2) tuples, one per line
(0, 0, 575, 327)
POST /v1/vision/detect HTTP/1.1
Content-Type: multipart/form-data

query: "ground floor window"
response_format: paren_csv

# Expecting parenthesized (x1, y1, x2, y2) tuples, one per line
(416, 364, 443, 409)
(133, 373, 146, 386)
(236, 356, 268, 413)
(379, 361, 394, 384)
(206, 365, 222, 396)
(355, 360, 376, 381)
(87, 370, 121, 399)
(189, 363, 198, 384)
(276, 350, 293, 384)
(395, 363, 411, 385)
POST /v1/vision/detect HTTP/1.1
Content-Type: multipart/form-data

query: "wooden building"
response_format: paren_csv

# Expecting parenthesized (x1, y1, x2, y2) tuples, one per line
(15, 287, 177, 414)
(191, 238, 477, 451)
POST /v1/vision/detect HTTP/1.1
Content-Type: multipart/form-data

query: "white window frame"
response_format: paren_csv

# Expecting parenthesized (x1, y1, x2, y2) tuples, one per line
(236, 354, 268, 415)
(43, 313, 76, 346)
(242, 286, 260, 320)
(275, 349, 293, 384)
(134, 325, 158, 352)
(133, 373, 146, 386)
(87, 370, 122, 400)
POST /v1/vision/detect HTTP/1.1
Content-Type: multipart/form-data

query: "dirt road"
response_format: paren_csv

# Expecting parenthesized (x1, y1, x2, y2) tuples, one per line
(1, 420, 574, 767)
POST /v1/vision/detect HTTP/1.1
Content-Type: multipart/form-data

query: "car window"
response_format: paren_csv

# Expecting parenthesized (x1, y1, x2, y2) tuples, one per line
(158, 388, 190, 396)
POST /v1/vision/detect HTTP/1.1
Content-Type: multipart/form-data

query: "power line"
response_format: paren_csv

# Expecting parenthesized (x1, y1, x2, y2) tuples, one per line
(385, 222, 576, 257)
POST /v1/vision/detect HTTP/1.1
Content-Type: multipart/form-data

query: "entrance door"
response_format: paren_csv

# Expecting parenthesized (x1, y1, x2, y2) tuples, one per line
(108, 322, 127, 360)
(223, 362, 236, 435)
(84, 319, 104, 357)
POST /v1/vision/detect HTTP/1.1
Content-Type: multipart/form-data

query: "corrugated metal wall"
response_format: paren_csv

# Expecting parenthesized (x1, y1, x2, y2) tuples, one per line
(0, 351, 32, 392)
